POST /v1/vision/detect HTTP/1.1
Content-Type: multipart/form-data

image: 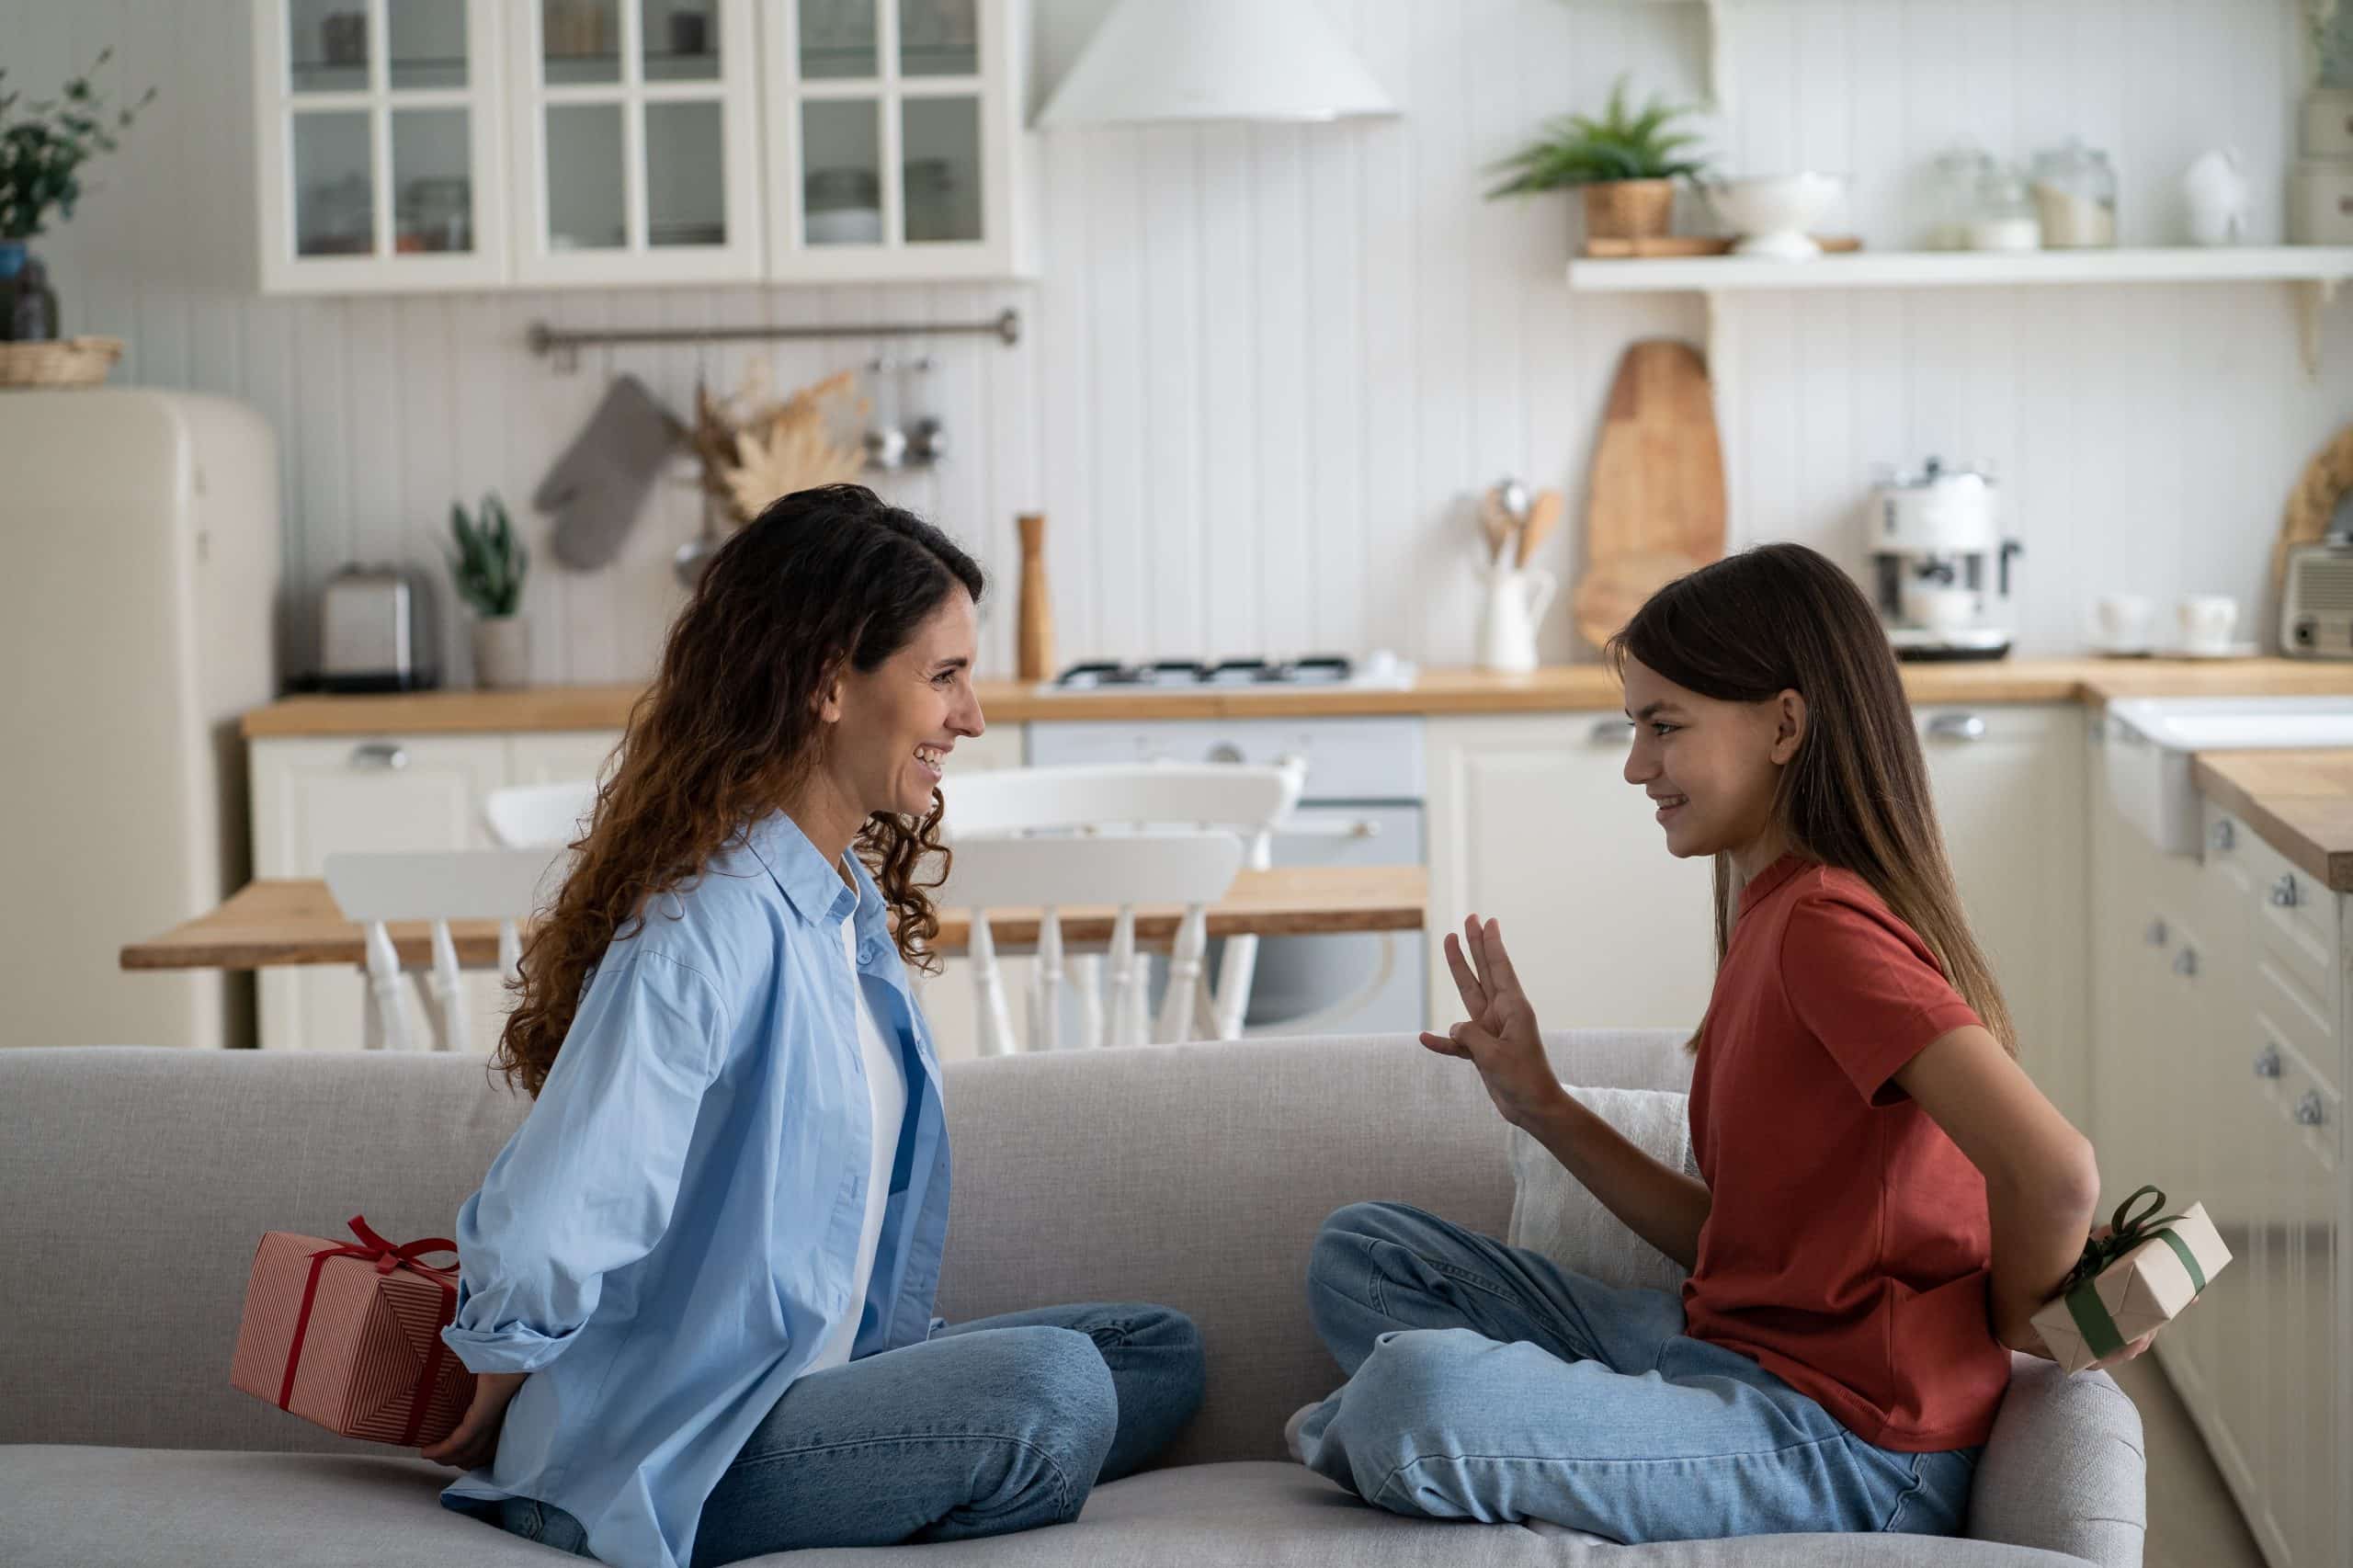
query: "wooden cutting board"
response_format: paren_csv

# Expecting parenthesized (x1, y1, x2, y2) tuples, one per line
(1583, 340, 1726, 569)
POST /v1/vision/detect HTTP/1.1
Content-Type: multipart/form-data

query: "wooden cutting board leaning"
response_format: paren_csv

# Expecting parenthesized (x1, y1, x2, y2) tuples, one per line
(1572, 339, 1727, 650)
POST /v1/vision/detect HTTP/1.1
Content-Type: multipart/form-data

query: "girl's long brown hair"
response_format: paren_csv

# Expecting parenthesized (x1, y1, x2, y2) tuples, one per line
(493, 484, 985, 1099)
(1606, 542, 2017, 1058)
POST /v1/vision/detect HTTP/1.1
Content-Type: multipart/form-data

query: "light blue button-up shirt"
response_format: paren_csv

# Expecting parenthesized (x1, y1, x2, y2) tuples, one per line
(437, 811, 951, 1568)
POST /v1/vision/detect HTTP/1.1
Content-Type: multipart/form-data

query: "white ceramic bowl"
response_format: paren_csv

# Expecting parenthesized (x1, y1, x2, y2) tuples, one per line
(1703, 173, 1845, 259)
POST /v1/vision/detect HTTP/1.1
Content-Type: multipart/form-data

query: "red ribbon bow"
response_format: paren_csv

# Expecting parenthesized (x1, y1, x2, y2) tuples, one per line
(277, 1214, 464, 1449)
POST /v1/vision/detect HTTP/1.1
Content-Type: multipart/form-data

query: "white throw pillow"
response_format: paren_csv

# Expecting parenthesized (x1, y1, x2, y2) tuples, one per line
(1505, 1085, 1700, 1297)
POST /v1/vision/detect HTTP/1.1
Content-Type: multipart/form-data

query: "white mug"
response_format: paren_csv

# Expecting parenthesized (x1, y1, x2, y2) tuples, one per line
(2177, 595, 2239, 653)
(2094, 593, 2154, 650)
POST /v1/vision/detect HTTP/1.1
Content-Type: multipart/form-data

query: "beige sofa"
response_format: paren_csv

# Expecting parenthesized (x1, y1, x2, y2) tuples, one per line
(0, 1032, 2144, 1566)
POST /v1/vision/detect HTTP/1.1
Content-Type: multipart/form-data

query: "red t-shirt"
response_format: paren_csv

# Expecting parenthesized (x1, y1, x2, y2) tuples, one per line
(1682, 853, 2009, 1451)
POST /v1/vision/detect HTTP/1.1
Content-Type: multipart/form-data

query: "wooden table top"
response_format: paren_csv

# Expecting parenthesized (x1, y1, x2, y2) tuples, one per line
(119, 866, 1431, 972)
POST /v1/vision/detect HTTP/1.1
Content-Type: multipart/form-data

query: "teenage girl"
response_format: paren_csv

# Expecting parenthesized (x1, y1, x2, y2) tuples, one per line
(1292, 542, 2152, 1541)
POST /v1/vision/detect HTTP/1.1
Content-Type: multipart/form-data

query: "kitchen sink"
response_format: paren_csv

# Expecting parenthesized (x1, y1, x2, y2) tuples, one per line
(2104, 696, 2353, 854)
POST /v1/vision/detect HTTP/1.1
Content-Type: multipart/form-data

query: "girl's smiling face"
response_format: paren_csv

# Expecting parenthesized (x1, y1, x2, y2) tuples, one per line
(1619, 653, 1807, 875)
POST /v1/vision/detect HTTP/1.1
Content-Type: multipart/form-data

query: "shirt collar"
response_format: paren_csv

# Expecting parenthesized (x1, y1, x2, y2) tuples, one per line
(745, 810, 861, 927)
(1736, 851, 1813, 915)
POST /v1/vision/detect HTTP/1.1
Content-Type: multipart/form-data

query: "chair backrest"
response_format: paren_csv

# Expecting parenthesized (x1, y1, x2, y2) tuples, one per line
(323, 849, 562, 1054)
(942, 762, 1304, 1043)
(936, 828, 1246, 1054)
(484, 779, 597, 849)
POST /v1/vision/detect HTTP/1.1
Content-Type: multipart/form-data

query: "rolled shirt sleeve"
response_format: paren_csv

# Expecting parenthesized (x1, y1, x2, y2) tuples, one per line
(442, 942, 728, 1375)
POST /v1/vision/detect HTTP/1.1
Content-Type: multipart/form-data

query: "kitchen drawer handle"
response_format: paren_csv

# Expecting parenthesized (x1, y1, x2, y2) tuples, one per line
(2255, 1044, 2283, 1079)
(2144, 917, 2168, 947)
(1589, 718, 1634, 744)
(2210, 819, 2235, 852)
(1926, 713, 1986, 743)
(2172, 947, 2200, 978)
(2295, 1090, 2328, 1128)
(2270, 874, 2302, 909)
(349, 743, 409, 772)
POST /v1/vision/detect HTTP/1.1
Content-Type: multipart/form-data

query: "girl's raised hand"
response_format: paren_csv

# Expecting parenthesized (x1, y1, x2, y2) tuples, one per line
(1420, 914, 1568, 1130)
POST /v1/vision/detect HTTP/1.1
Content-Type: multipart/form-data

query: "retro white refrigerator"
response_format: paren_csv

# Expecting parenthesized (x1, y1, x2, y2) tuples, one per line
(0, 390, 282, 1049)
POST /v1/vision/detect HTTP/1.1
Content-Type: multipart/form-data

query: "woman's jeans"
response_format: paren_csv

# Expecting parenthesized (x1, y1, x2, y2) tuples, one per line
(498, 1301, 1203, 1563)
(1297, 1201, 1980, 1543)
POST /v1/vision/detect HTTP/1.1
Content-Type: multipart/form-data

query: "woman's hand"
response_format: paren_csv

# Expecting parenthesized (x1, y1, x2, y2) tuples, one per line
(2011, 1221, 2163, 1373)
(420, 1370, 528, 1470)
(1420, 914, 1569, 1131)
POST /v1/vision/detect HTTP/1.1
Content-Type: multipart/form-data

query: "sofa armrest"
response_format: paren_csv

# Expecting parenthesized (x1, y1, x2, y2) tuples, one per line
(1965, 1354, 2146, 1568)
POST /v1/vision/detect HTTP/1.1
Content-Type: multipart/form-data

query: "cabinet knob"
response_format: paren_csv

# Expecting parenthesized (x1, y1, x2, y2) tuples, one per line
(1926, 712, 1986, 743)
(348, 743, 409, 772)
(2255, 1044, 2283, 1079)
(1206, 743, 1244, 765)
(2172, 947, 2199, 977)
(2269, 874, 2302, 908)
(2210, 819, 2235, 852)
(2295, 1090, 2328, 1128)
(2144, 917, 2168, 947)
(1589, 718, 1634, 744)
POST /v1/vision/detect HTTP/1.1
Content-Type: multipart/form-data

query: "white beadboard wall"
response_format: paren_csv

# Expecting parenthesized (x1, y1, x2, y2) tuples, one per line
(2, 0, 2340, 685)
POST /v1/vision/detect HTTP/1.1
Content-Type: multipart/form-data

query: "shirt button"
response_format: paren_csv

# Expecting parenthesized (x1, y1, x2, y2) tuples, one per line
(858, 940, 877, 964)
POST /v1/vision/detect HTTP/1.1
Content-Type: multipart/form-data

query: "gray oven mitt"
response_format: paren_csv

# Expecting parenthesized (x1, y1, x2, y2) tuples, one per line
(535, 373, 680, 571)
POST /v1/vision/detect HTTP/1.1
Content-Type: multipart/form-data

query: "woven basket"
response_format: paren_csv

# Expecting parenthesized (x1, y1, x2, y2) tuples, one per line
(0, 335, 122, 388)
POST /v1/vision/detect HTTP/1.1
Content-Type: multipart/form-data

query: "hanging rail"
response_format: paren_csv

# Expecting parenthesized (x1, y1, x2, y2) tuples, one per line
(527, 306, 1021, 372)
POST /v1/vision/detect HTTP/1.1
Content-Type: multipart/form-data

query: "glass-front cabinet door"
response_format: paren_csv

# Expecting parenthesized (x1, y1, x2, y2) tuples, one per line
(254, 0, 507, 291)
(764, 0, 1032, 280)
(506, 0, 762, 284)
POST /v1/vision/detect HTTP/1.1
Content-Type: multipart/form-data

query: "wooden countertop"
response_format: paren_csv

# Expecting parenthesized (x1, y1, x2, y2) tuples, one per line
(241, 658, 2353, 736)
(119, 865, 1429, 972)
(2190, 751, 2353, 892)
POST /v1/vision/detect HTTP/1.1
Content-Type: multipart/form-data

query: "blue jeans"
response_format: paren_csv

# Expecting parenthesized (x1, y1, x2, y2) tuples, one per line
(1299, 1201, 1979, 1543)
(498, 1301, 1204, 1563)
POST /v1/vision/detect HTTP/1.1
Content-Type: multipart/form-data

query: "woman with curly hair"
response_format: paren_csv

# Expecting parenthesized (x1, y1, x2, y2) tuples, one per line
(419, 485, 1205, 1568)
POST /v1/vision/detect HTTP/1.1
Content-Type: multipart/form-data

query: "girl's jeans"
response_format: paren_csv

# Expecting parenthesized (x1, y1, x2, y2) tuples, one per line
(1298, 1200, 1979, 1543)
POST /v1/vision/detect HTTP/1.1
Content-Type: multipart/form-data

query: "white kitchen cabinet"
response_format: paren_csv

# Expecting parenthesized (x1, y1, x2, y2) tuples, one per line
(505, 0, 766, 286)
(1916, 705, 2089, 1130)
(2099, 788, 2353, 1568)
(255, 0, 1032, 291)
(506, 729, 628, 787)
(253, 0, 510, 292)
(250, 733, 511, 1051)
(1424, 714, 1715, 1035)
(760, 0, 1036, 281)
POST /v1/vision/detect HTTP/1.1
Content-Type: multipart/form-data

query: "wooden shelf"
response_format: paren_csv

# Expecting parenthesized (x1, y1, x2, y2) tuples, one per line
(1567, 245, 2353, 293)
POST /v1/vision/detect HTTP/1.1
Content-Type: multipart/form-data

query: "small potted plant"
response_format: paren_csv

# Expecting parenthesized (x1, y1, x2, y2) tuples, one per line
(1485, 75, 1708, 247)
(0, 50, 153, 346)
(448, 493, 531, 690)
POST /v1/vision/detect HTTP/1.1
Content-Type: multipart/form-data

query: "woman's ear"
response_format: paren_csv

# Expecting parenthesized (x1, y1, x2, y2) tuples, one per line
(1769, 688, 1808, 765)
(813, 657, 847, 724)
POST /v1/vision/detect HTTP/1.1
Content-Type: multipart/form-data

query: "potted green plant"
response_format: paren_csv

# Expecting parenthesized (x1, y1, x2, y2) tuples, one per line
(1485, 75, 1707, 247)
(0, 51, 153, 342)
(448, 494, 532, 690)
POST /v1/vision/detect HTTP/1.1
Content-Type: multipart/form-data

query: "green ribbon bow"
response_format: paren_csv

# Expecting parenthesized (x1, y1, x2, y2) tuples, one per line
(2059, 1185, 2208, 1361)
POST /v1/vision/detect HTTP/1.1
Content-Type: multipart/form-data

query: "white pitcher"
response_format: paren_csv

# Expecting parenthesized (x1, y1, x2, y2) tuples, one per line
(1478, 566, 1557, 673)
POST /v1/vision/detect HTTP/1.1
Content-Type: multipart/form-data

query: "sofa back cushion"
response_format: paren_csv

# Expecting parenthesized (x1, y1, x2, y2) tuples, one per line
(0, 1030, 1691, 1464)
(1506, 1085, 1698, 1299)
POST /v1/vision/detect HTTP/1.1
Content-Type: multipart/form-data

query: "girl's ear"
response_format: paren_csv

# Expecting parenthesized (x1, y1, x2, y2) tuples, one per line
(1769, 688, 1808, 766)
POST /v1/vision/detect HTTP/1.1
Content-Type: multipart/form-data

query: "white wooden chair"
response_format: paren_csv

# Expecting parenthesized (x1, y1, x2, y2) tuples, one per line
(940, 762, 1304, 1051)
(322, 848, 561, 1052)
(484, 779, 597, 849)
(938, 829, 1245, 1055)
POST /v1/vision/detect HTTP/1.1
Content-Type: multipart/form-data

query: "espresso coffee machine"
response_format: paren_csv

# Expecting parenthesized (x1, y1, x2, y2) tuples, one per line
(1864, 457, 2022, 662)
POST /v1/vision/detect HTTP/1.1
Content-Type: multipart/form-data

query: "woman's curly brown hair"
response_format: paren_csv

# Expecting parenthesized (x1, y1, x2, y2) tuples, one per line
(493, 484, 985, 1099)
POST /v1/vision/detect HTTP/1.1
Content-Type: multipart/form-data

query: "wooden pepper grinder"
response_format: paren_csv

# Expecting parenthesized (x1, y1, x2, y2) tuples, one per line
(1016, 512, 1054, 681)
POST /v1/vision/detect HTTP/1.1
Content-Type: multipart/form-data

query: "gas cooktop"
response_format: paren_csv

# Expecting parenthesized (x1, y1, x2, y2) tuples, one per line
(1042, 653, 1413, 693)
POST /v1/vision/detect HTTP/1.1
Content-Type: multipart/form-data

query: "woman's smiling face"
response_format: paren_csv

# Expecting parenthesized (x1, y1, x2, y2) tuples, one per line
(1618, 654, 1802, 864)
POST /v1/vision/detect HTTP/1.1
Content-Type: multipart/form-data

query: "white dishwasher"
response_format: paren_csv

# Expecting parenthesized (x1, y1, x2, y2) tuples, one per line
(1026, 717, 1427, 1036)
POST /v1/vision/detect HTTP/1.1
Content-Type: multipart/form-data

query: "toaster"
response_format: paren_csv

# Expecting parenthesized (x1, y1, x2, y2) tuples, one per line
(2281, 539, 2353, 659)
(317, 563, 440, 691)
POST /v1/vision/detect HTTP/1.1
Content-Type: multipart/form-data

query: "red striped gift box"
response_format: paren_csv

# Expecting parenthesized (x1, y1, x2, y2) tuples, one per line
(229, 1215, 476, 1447)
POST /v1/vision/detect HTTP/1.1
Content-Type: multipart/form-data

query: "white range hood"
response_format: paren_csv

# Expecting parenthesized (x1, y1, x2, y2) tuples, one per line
(1036, 0, 1398, 127)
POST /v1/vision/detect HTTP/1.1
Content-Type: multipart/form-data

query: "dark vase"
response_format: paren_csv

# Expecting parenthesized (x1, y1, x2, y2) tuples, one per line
(0, 243, 59, 343)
